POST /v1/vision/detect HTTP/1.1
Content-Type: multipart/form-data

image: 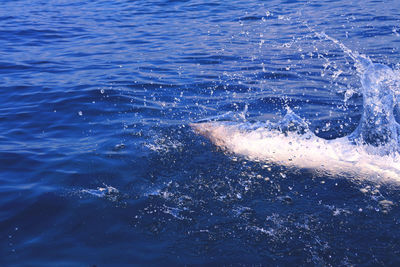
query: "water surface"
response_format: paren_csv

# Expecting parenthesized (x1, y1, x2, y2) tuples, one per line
(1, 0, 400, 265)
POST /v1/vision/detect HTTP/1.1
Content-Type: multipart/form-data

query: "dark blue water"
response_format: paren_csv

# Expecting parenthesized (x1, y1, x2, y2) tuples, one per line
(1, 0, 400, 265)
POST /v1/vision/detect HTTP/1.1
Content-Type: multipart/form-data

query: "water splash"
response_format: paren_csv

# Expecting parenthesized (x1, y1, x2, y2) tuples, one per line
(349, 62, 400, 153)
(191, 33, 400, 182)
(314, 31, 400, 154)
(313, 31, 372, 73)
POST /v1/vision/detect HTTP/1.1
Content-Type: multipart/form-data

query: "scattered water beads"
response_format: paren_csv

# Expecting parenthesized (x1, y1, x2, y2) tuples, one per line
(192, 29, 400, 183)
(81, 184, 120, 200)
(311, 32, 400, 152)
(298, 31, 400, 152)
(72, 11, 400, 265)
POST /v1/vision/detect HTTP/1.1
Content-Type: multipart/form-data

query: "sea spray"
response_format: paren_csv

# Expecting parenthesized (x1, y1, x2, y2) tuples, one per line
(192, 33, 400, 182)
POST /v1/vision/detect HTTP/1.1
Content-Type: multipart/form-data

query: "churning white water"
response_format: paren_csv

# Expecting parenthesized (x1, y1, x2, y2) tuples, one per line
(192, 32, 400, 183)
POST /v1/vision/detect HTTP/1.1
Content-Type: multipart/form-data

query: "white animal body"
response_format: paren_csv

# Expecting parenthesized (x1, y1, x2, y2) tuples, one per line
(191, 122, 400, 183)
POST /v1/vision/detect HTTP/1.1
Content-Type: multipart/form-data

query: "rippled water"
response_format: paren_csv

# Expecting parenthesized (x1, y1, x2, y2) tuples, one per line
(1, 0, 400, 265)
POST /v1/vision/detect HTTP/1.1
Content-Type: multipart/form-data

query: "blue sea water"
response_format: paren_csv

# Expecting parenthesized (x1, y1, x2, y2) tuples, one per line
(1, 0, 400, 265)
